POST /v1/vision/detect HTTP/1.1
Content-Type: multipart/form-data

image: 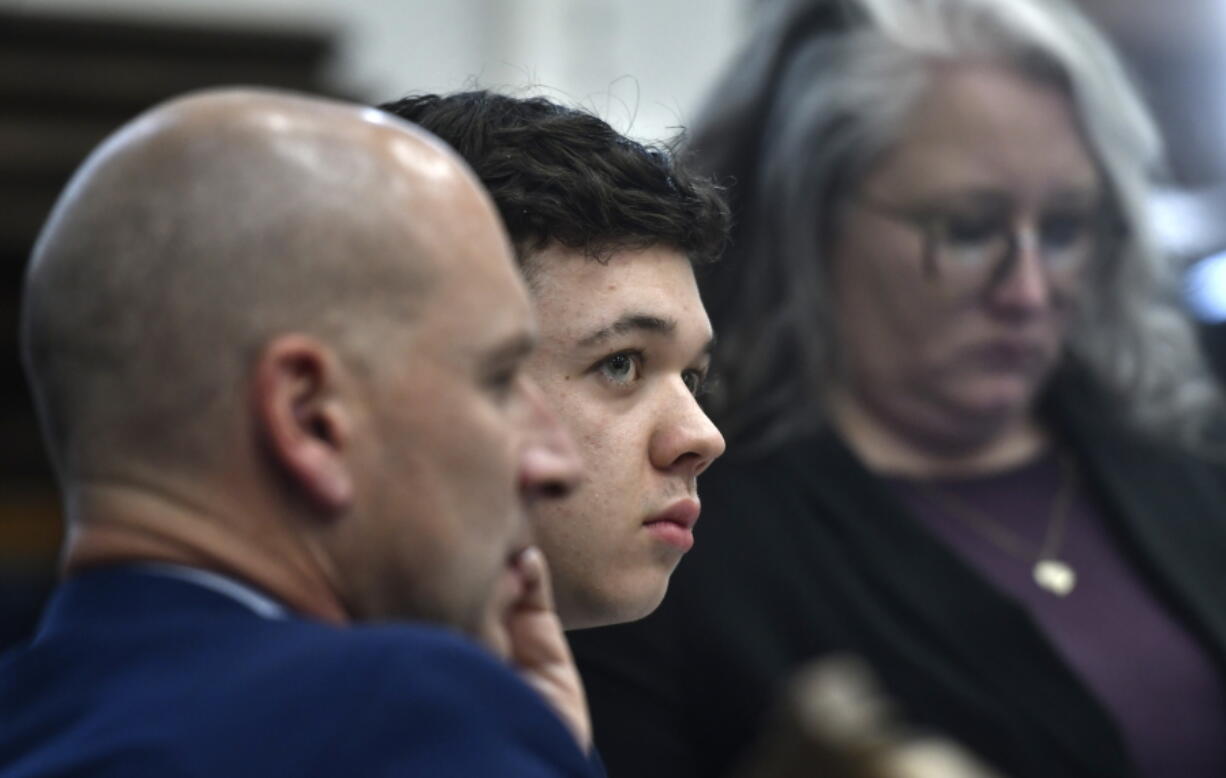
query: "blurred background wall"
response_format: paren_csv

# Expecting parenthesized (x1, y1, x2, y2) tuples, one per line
(6, 0, 747, 140)
(2, 0, 1224, 648)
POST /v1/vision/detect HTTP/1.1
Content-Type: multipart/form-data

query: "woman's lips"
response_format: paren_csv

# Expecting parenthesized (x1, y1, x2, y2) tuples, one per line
(973, 340, 1047, 372)
(643, 498, 701, 552)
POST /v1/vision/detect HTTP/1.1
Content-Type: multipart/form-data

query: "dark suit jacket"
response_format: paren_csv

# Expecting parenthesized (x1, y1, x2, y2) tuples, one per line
(569, 379, 1226, 778)
(0, 567, 597, 777)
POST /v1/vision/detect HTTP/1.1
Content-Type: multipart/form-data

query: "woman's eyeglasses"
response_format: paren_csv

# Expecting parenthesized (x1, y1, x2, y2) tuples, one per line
(855, 193, 1120, 292)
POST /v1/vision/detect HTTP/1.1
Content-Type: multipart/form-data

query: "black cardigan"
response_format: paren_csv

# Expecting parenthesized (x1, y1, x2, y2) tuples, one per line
(569, 382, 1226, 778)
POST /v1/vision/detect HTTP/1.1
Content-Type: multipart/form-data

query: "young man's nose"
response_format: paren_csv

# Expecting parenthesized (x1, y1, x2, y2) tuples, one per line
(649, 386, 726, 479)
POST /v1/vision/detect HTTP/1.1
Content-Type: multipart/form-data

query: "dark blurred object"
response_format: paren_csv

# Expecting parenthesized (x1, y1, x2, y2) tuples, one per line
(732, 657, 1003, 778)
(0, 489, 58, 649)
(0, 7, 339, 651)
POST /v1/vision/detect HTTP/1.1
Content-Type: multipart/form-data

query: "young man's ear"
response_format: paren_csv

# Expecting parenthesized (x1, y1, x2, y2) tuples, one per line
(253, 334, 356, 514)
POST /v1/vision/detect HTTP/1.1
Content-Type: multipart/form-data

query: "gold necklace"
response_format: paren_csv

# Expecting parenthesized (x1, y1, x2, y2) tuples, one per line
(916, 455, 1078, 596)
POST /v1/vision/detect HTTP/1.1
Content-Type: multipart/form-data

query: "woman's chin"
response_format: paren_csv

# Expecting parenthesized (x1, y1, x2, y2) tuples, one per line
(947, 377, 1039, 424)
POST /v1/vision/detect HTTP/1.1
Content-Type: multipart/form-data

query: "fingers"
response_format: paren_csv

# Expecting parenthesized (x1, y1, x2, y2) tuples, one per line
(472, 546, 549, 660)
(501, 546, 592, 752)
(511, 545, 553, 614)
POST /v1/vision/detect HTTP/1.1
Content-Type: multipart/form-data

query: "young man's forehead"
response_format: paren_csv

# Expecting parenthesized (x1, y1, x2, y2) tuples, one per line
(577, 314, 677, 347)
(525, 245, 709, 336)
(524, 242, 693, 282)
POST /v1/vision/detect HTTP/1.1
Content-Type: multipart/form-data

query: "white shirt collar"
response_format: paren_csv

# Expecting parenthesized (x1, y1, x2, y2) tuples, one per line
(133, 562, 288, 620)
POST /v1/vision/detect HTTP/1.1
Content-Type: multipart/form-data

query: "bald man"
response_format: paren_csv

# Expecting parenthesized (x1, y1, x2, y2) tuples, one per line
(0, 89, 598, 777)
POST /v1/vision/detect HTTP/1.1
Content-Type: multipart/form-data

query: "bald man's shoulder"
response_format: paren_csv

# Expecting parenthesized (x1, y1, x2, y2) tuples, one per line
(0, 568, 596, 777)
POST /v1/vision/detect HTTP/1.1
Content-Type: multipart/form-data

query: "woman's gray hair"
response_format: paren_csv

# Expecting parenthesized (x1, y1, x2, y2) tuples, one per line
(691, 0, 1221, 453)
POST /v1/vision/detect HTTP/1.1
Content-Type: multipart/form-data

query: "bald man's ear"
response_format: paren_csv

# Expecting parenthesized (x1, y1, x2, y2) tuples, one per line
(254, 335, 355, 514)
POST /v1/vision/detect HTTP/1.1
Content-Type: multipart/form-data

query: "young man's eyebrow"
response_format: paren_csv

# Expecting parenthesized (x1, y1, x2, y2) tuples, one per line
(577, 314, 676, 348)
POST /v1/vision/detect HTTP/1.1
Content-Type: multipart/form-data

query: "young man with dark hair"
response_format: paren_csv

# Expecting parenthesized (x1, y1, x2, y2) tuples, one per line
(379, 91, 729, 630)
(372, 92, 1003, 778)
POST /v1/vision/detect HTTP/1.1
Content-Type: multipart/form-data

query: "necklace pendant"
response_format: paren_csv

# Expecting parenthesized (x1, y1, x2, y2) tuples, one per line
(1034, 559, 1076, 596)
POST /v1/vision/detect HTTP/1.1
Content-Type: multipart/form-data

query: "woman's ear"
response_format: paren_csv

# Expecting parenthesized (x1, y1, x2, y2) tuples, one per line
(253, 334, 355, 514)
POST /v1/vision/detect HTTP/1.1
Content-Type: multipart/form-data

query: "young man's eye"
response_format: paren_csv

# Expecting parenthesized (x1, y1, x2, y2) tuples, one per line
(682, 369, 708, 397)
(594, 350, 643, 386)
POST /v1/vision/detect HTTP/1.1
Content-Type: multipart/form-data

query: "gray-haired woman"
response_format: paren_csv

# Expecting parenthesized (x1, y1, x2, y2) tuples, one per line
(569, 1, 1226, 776)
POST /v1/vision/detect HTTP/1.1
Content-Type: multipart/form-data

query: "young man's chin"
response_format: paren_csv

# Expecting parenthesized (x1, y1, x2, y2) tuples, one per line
(558, 571, 672, 631)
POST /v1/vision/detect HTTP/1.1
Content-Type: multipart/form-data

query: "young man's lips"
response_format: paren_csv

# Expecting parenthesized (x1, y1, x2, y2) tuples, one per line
(643, 498, 701, 552)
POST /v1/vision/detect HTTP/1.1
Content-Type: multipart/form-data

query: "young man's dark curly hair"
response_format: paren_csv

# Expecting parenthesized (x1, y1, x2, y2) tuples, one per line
(377, 90, 729, 277)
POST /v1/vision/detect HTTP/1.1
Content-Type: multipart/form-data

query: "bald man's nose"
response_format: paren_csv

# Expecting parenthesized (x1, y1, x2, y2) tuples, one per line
(518, 377, 582, 502)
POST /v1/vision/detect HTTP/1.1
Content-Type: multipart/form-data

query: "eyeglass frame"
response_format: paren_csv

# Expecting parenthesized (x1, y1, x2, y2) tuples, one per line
(851, 192, 1126, 292)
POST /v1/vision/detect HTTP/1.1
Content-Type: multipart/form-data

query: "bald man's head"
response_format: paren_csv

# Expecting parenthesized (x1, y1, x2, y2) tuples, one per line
(23, 89, 491, 480)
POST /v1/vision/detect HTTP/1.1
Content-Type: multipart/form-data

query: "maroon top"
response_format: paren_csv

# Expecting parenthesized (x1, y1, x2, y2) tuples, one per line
(888, 451, 1226, 778)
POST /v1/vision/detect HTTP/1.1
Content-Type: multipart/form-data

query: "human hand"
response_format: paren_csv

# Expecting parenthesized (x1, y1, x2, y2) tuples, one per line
(500, 546, 591, 752)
